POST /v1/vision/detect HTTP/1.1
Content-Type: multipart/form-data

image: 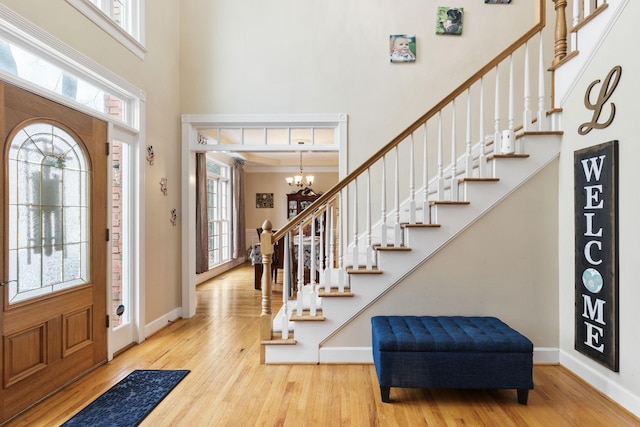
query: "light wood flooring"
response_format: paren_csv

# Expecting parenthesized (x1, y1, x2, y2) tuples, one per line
(5, 262, 640, 426)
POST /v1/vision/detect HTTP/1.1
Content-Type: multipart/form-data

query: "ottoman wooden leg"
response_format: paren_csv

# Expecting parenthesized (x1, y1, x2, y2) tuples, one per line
(517, 389, 529, 405)
(381, 387, 391, 403)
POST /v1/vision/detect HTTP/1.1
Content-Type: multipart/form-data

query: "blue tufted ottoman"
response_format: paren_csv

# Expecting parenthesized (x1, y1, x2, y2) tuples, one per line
(371, 316, 534, 404)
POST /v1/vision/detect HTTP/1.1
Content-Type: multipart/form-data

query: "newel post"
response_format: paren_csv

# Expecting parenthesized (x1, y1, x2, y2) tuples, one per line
(552, 0, 568, 67)
(259, 220, 274, 363)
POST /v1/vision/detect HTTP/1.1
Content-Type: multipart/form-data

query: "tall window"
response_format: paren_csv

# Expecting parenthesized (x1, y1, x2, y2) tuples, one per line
(206, 157, 231, 268)
(65, 0, 145, 58)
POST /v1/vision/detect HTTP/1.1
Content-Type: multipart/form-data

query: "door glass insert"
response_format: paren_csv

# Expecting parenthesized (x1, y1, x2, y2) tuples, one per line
(7, 122, 89, 303)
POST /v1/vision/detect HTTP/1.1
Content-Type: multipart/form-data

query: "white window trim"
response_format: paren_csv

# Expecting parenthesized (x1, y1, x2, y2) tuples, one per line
(0, 4, 144, 130)
(65, 0, 146, 59)
(0, 4, 147, 349)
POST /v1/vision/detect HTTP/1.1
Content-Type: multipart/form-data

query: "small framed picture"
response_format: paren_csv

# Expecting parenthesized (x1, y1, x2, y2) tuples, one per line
(485, 0, 511, 3)
(389, 34, 416, 63)
(436, 7, 464, 36)
(256, 193, 274, 208)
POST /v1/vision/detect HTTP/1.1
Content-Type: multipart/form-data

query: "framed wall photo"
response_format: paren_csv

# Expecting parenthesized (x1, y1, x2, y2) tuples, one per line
(436, 7, 464, 36)
(389, 34, 416, 63)
(256, 193, 274, 208)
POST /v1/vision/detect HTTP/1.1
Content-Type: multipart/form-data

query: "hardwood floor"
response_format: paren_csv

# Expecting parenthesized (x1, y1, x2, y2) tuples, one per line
(5, 263, 640, 426)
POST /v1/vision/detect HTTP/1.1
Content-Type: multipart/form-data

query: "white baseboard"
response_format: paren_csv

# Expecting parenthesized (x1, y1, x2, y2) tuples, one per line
(560, 350, 640, 419)
(145, 307, 182, 338)
(318, 346, 560, 365)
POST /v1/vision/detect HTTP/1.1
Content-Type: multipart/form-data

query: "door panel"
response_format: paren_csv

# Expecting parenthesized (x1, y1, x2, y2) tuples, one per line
(0, 82, 107, 423)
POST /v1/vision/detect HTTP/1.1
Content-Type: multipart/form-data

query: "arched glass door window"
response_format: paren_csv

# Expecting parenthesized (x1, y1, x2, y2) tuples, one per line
(7, 122, 90, 303)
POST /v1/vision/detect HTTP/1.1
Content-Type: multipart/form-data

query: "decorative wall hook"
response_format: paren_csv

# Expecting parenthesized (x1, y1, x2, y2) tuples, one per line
(160, 177, 168, 195)
(146, 145, 155, 165)
(170, 208, 177, 226)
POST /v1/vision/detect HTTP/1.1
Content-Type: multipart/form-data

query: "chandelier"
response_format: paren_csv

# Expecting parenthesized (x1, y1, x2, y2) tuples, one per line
(286, 148, 314, 187)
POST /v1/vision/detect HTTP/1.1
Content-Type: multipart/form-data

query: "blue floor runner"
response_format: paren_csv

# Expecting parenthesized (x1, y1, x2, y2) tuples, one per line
(61, 369, 190, 427)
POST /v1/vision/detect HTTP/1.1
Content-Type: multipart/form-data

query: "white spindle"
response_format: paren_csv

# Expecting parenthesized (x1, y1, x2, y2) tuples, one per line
(450, 100, 458, 201)
(366, 168, 373, 270)
(352, 178, 360, 269)
(494, 64, 501, 155)
(326, 205, 334, 293)
(437, 112, 445, 200)
(319, 205, 326, 287)
(478, 77, 487, 178)
(281, 232, 291, 339)
(523, 41, 532, 131)
(309, 212, 317, 316)
(465, 88, 473, 179)
(584, 0, 594, 16)
(296, 223, 304, 316)
(422, 123, 430, 224)
(381, 156, 388, 247)
(572, 0, 580, 53)
(409, 134, 416, 224)
(502, 54, 515, 154)
(537, 31, 546, 130)
(394, 146, 402, 246)
(338, 188, 345, 292)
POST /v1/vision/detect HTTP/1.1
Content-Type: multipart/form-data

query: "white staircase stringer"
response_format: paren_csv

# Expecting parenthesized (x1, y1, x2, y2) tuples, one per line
(265, 134, 561, 364)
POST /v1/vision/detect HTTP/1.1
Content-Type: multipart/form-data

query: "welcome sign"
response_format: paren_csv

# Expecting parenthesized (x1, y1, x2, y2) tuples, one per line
(574, 141, 619, 371)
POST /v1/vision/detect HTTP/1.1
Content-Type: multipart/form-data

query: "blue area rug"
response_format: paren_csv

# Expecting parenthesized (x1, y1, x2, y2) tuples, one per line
(61, 369, 190, 427)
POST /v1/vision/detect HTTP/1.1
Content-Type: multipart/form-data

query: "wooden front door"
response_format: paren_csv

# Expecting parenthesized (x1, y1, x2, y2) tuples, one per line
(0, 82, 107, 423)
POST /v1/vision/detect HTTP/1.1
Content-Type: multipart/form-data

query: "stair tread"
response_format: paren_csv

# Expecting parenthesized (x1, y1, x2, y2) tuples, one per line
(429, 200, 471, 206)
(458, 177, 499, 183)
(400, 223, 441, 228)
(318, 289, 354, 297)
(488, 153, 530, 160)
(347, 266, 383, 274)
(373, 244, 411, 251)
(261, 338, 297, 345)
(290, 311, 325, 321)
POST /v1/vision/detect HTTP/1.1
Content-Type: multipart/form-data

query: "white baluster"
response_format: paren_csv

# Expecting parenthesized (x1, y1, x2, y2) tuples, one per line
(338, 188, 346, 292)
(502, 54, 515, 154)
(465, 88, 473, 178)
(537, 31, 546, 131)
(309, 212, 317, 317)
(394, 146, 402, 246)
(326, 205, 334, 294)
(437, 112, 445, 200)
(523, 41, 532, 132)
(478, 77, 487, 178)
(409, 134, 416, 224)
(296, 223, 303, 317)
(366, 168, 373, 270)
(494, 64, 502, 155)
(281, 232, 290, 339)
(422, 123, 430, 223)
(450, 99, 458, 201)
(352, 178, 360, 270)
(380, 156, 388, 247)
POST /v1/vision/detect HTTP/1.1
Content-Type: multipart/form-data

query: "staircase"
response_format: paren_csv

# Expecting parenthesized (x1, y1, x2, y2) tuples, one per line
(259, 0, 620, 364)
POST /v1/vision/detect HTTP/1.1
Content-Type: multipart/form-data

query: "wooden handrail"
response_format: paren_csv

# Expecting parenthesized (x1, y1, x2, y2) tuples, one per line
(273, 0, 547, 243)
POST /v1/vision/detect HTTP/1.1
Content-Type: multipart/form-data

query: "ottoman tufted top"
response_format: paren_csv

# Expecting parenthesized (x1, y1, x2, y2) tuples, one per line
(371, 316, 533, 353)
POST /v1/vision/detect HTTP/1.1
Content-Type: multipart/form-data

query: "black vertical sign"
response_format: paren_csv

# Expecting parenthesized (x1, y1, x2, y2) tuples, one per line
(574, 141, 618, 371)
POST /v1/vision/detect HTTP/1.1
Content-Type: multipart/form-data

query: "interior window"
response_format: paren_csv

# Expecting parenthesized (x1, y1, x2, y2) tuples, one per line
(65, 0, 145, 58)
(206, 157, 231, 268)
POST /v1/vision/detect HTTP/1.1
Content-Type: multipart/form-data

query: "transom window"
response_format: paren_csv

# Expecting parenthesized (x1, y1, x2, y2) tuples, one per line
(7, 122, 90, 303)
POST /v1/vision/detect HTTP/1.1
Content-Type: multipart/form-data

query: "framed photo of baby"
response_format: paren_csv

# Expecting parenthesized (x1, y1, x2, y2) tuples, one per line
(389, 34, 416, 63)
(436, 7, 464, 36)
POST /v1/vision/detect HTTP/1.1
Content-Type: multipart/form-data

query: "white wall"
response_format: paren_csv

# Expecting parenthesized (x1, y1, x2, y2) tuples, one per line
(557, 1, 640, 417)
(325, 161, 560, 351)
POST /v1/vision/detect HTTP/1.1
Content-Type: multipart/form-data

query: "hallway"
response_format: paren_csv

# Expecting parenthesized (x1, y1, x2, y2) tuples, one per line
(5, 263, 639, 426)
